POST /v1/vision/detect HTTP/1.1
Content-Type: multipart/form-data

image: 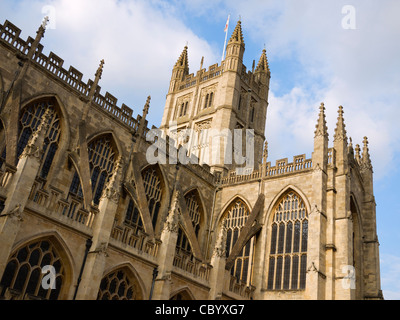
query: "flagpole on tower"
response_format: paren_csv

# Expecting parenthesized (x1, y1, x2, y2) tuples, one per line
(222, 14, 230, 63)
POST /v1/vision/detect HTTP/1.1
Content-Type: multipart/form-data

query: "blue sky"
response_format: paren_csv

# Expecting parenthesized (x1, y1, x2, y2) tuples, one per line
(0, 0, 399, 299)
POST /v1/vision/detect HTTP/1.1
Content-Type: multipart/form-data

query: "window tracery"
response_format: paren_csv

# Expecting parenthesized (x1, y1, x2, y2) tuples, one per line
(267, 191, 308, 291)
(0, 240, 65, 300)
(142, 167, 163, 229)
(224, 199, 254, 286)
(97, 269, 141, 300)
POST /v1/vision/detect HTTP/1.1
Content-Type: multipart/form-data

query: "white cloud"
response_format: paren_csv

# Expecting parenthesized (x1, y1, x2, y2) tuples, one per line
(0, 0, 219, 126)
(380, 253, 400, 300)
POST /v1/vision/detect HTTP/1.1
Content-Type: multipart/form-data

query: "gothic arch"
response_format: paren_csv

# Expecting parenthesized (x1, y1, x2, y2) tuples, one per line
(170, 286, 196, 300)
(139, 164, 170, 235)
(1, 232, 75, 300)
(350, 194, 364, 299)
(183, 188, 207, 236)
(215, 194, 253, 230)
(264, 185, 311, 226)
(217, 196, 255, 286)
(97, 263, 145, 300)
(20, 94, 71, 151)
(86, 130, 123, 160)
(264, 188, 310, 291)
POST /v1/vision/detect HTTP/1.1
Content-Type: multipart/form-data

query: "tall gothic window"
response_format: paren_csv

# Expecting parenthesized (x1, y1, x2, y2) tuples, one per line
(97, 269, 142, 300)
(14, 100, 61, 179)
(0, 240, 65, 300)
(267, 191, 308, 291)
(184, 190, 202, 237)
(142, 167, 163, 229)
(176, 225, 192, 257)
(224, 199, 255, 286)
(88, 136, 116, 205)
(124, 199, 144, 235)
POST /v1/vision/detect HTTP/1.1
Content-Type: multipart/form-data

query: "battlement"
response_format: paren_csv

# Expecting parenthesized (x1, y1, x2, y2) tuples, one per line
(0, 20, 145, 134)
(175, 59, 263, 96)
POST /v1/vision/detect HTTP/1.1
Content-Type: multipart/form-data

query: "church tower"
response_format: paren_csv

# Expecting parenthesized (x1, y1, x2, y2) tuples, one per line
(160, 20, 271, 175)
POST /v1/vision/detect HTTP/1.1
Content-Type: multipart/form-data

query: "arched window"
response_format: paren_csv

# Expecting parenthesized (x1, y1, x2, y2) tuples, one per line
(267, 191, 308, 291)
(204, 94, 209, 109)
(142, 167, 163, 229)
(88, 136, 116, 205)
(124, 199, 144, 235)
(0, 240, 65, 300)
(208, 92, 213, 108)
(97, 269, 142, 300)
(176, 226, 192, 257)
(15, 99, 61, 179)
(224, 199, 254, 286)
(184, 190, 202, 237)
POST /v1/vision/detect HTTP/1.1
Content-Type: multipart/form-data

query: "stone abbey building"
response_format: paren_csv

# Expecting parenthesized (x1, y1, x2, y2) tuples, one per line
(0, 18, 382, 300)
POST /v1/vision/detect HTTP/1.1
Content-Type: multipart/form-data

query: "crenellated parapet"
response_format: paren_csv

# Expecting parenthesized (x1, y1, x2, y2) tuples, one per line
(0, 20, 144, 134)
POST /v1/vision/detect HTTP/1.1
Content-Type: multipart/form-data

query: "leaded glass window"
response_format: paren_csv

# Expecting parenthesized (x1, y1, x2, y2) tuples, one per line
(88, 136, 116, 205)
(142, 167, 162, 229)
(97, 269, 141, 300)
(124, 199, 144, 235)
(0, 240, 65, 300)
(267, 192, 308, 291)
(176, 226, 192, 257)
(16, 100, 61, 179)
(224, 199, 255, 286)
(184, 191, 202, 237)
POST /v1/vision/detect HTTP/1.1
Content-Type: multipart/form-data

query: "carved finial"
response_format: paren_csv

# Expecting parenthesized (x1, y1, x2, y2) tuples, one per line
(35, 16, 49, 39)
(334, 105, 347, 143)
(255, 48, 270, 74)
(229, 20, 244, 44)
(263, 140, 268, 161)
(163, 190, 181, 233)
(101, 156, 123, 203)
(213, 218, 228, 258)
(20, 107, 53, 159)
(361, 137, 373, 171)
(175, 45, 189, 71)
(314, 103, 328, 138)
(143, 95, 151, 116)
(95, 59, 105, 80)
(355, 144, 361, 164)
(42, 16, 50, 29)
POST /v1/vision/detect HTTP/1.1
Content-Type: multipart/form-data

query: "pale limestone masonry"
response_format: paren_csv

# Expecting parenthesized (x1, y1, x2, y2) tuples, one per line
(0, 19, 382, 300)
